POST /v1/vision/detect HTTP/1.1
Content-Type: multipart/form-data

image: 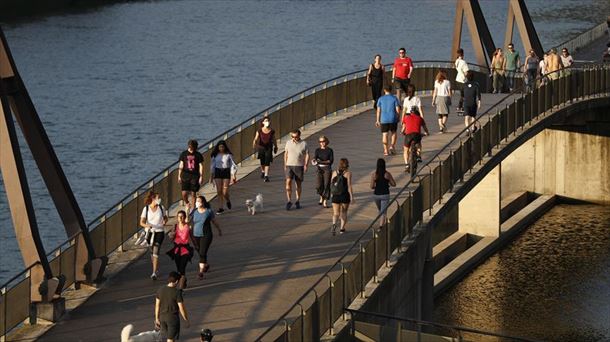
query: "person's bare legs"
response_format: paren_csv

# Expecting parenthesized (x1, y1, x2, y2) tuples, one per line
(214, 178, 224, 210)
(332, 203, 340, 234)
(381, 132, 389, 155)
(222, 179, 231, 208)
(285, 178, 293, 202)
(390, 131, 397, 153)
(152, 254, 158, 274)
(403, 146, 410, 166)
(181, 190, 190, 208)
(340, 204, 349, 231)
(295, 179, 302, 203)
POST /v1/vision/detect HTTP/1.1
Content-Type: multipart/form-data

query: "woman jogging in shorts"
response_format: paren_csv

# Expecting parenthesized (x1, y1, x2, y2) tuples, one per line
(166, 210, 193, 289)
(431, 71, 452, 133)
(252, 117, 278, 183)
(370, 158, 396, 229)
(210, 140, 237, 215)
(331, 158, 354, 235)
(139, 191, 168, 280)
(191, 196, 222, 280)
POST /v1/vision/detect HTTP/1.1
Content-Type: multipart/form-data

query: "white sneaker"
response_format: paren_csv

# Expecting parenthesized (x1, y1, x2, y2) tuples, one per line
(151, 272, 158, 280)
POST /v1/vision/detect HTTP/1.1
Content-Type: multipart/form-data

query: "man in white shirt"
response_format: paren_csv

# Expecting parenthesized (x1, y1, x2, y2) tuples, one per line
(454, 48, 469, 115)
(284, 129, 309, 210)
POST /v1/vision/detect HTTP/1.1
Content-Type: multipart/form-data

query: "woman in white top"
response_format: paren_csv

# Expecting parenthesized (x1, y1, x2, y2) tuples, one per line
(138, 191, 168, 280)
(401, 84, 423, 118)
(431, 71, 452, 133)
(210, 140, 237, 215)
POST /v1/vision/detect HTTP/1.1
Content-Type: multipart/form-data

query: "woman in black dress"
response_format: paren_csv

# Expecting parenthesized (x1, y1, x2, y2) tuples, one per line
(314, 135, 334, 208)
(367, 54, 385, 109)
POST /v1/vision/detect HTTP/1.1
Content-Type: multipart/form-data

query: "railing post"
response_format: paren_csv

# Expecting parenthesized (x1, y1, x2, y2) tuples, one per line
(360, 244, 365, 298)
(326, 275, 334, 336)
(428, 168, 433, 215)
(448, 150, 454, 192)
(341, 263, 347, 321)
(437, 160, 443, 204)
(372, 230, 378, 283)
(118, 202, 124, 252)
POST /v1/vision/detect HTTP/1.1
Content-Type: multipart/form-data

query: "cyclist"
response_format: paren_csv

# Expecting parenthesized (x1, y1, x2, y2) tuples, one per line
(401, 107, 430, 172)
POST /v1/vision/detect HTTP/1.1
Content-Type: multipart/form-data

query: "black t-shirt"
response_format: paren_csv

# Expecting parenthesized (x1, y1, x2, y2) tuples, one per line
(156, 285, 183, 316)
(463, 81, 481, 107)
(179, 150, 204, 175)
(314, 148, 334, 166)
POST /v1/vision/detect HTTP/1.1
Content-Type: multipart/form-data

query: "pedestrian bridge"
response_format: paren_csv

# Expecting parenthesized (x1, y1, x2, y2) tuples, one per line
(2, 25, 610, 342)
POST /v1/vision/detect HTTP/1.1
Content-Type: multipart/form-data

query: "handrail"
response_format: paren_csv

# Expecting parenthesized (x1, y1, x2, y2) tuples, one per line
(2, 60, 480, 290)
(255, 65, 604, 340)
(0, 262, 40, 290)
(345, 309, 541, 342)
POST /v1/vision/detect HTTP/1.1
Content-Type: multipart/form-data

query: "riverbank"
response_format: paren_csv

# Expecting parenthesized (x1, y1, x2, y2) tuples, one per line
(0, 0, 124, 21)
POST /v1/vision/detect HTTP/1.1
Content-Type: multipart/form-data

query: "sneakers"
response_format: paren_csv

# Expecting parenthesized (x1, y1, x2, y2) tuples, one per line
(339, 229, 346, 234)
(295, 201, 301, 209)
(260, 172, 265, 179)
(417, 156, 422, 163)
(150, 272, 158, 281)
(264, 176, 270, 183)
(198, 272, 204, 280)
(216, 208, 225, 215)
(331, 224, 337, 236)
(405, 164, 410, 172)
(286, 202, 293, 210)
(226, 201, 232, 210)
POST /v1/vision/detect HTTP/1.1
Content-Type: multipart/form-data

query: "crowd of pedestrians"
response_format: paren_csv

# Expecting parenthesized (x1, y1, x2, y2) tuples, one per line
(142, 42, 576, 341)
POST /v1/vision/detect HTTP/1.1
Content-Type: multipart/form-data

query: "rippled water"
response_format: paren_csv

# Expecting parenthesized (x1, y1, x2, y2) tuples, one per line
(433, 204, 610, 341)
(0, 0, 609, 283)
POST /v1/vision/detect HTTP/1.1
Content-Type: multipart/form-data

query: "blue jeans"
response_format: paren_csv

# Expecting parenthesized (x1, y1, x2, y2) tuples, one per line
(506, 69, 516, 90)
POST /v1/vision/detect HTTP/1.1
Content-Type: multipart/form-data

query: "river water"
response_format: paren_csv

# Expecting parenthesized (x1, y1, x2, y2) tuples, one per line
(433, 204, 610, 341)
(0, 0, 607, 291)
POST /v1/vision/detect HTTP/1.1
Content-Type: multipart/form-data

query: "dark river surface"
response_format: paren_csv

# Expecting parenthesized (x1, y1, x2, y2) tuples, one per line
(434, 204, 610, 341)
(0, 1, 609, 336)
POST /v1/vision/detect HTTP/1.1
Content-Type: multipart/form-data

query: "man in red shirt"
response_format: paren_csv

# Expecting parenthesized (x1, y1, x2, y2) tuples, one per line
(401, 108, 429, 172)
(392, 47, 414, 101)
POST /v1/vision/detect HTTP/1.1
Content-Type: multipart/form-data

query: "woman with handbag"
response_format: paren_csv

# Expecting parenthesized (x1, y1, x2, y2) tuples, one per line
(252, 116, 278, 183)
(209, 140, 238, 215)
(166, 210, 193, 289)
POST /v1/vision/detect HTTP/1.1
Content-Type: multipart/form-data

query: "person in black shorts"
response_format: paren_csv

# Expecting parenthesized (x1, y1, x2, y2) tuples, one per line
(178, 140, 204, 213)
(155, 271, 189, 342)
(462, 71, 481, 134)
(330, 158, 354, 235)
(252, 117, 278, 182)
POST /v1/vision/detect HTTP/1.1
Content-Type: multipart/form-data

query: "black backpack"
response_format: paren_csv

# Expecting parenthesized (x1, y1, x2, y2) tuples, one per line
(330, 171, 346, 196)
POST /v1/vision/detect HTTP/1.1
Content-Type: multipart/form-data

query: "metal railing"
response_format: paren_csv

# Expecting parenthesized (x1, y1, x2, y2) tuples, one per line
(255, 65, 610, 341)
(345, 309, 539, 342)
(0, 60, 489, 339)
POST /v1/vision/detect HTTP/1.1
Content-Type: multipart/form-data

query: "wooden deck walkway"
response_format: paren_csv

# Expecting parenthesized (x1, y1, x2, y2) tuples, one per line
(39, 92, 513, 342)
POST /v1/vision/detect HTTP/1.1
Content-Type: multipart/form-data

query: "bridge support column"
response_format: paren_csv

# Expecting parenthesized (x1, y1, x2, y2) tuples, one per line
(458, 165, 501, 237)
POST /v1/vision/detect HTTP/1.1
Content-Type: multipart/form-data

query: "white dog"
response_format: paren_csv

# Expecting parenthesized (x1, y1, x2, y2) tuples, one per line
(121, 324, 161, 342)
(245, 193, 264, 215)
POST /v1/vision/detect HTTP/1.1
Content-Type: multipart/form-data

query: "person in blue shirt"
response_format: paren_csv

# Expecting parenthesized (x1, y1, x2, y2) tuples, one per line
(375, 86, 401, 155)
(190, 196, 222, 280)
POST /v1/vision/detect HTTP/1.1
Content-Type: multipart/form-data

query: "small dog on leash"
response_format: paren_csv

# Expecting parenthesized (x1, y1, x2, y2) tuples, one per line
(245, 193, 264, 215)
(121, 324, 161, 342)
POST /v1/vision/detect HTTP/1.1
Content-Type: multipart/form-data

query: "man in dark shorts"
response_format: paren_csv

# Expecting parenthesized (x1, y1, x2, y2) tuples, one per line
(284, 129, 309, 210)
(375, 86, 401, 155)
(392, 47, 413, 101)
(178, 139, 204, 213)
(401, 108, 429, 172)
(462, 70, 481, 134)
(155, 272, 189, 342)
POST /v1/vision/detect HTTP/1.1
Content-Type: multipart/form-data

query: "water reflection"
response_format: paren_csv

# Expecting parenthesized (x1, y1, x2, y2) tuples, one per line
(434, 204, 610, 341)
